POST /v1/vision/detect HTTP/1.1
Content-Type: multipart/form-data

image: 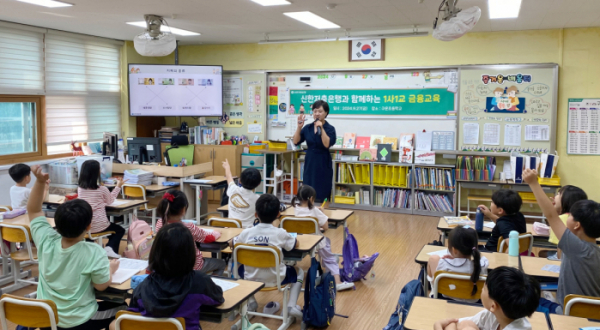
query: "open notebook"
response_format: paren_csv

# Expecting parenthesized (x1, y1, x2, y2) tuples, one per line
(111, 258, 149, 284)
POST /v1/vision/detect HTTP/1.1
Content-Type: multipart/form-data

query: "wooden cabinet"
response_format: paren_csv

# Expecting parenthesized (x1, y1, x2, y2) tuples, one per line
(194, 145, 243, 201)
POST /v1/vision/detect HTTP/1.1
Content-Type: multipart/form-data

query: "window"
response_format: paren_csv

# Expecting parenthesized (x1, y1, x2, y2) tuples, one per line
(0, 96, 42, 159)
(0, 24, 45, 95)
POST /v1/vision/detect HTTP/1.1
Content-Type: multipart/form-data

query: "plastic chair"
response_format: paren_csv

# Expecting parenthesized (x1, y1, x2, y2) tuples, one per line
(114, 310, 185, 330)
(233, 243, 295, 330)
(431, 271, 487, 301)
(0, 294, 58, 330)
(208, 217, 242, 228)
(122, 184, 157, 231)
(564, 294, 600, 318)
(0, 224, 38, 294)
(280, 216, 319, 235)
(87, 230, 116, 248)
(497, 232, 534, 255)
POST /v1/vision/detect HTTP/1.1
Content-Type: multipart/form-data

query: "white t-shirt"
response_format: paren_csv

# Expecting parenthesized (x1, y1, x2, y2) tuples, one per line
(227, 182, 259, 228)
(234, 223, 296, 287)
(294, 205, 328, 249)
(428, 256, 490, 303)
(10, 186, 31, 210)
(459, 310, 531, 330)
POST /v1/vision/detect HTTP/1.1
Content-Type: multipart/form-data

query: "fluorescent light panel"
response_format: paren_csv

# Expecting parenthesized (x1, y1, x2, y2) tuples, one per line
(489, 0, 521, 19)
(250, 0, 290, 6)
(126, 22, 200, 36)
(283, 11, 340, 29)
(17, 0, 72, 7)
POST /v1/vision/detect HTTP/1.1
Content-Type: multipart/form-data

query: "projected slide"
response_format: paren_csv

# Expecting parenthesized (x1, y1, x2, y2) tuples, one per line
(129, 64, 223, 117)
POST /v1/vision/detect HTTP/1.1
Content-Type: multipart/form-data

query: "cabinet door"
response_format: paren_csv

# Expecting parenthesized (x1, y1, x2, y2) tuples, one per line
(211, 147, 242, 201)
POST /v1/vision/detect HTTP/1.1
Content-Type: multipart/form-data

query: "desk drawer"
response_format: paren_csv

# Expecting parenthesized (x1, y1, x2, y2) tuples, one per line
(242, 154, 264, 168)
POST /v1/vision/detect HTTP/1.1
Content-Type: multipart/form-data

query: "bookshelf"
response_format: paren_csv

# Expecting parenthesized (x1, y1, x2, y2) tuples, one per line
(330, 161, 456, 217)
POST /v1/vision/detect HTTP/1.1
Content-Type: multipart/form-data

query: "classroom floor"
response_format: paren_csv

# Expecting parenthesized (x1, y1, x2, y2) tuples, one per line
(1, 206, 440, 330)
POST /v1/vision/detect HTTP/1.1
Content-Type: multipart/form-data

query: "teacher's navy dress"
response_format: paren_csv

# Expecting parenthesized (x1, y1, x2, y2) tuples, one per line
(297, 121, 336, 202)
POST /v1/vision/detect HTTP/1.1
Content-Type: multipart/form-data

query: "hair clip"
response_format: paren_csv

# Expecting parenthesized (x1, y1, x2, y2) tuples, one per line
(163, 192, 175, 202)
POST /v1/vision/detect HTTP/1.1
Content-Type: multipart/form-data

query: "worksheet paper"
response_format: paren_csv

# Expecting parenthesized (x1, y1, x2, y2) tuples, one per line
(211, 278, 240, 292)
(504, 124, 522, 146)
(109, 200, 129, 206)
(541, 265, 561, 273)
(483, 123, 500, 145)
(111, 258, 149, 284)
(112, 268, 139, 284)
(525, 125, 550, 141)
(416, 131, 433, 151)
(427, 249, 450, 257)
(463, 123, 480, 145)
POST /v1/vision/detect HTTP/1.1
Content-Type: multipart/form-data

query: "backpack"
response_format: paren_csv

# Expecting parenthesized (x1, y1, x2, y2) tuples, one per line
(382, 280, 424, 330)
(339, 227, 379, 282)
(122, 217, 154, 260)
(303, 257, 336, 328)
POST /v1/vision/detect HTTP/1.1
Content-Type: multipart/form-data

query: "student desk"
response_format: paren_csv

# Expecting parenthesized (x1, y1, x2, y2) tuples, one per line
(106, 184, 171, 197)
(550, 314, 600, 329)
(280, 208, 354, 241)
(197, 226, 243, 258)
(217, 204, 292, 218)
(404, 297, 549, 330)
(184, 176, 234, 224)
(283, 234, 323, 261)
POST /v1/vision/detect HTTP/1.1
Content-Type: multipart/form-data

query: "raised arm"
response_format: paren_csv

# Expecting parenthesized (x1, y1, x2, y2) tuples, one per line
(523, 169, 566, 239)
(292, 114, 305, 145)
(27, 165, 49, 221)
(222, 159, 234, 185)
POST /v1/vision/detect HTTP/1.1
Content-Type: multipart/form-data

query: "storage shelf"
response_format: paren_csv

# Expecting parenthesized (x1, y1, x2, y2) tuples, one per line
(329, 203, 413, 215)
(414, 188, 456, 193)
(335, 182, 371, 186)
(412, 209, 455, 217)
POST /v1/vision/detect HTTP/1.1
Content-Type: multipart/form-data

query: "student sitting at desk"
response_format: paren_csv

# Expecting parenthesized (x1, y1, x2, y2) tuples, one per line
(156, 190, 226, 275)
(78, 160, 126, 259)
(434, 267, 540, 330)
(233, 194, 304, 319)
(117, 222, 224, 330)
(524, 169, 600, 314)
(477, 190, 526, 252)
(9, 163, 49, 209)
(543, 185, 587, 260)
(28, 165, 123, 330)
(223, 159, 261, 228)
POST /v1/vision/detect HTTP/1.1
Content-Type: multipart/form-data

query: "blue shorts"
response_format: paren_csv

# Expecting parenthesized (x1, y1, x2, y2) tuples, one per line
(238, 264, 298, 285)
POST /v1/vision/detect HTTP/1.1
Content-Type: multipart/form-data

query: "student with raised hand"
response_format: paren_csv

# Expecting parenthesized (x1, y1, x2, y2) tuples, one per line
(523, 168, 600, 313)
(544, 185, 587, 259)
(28, 165, 123, 330)
(113, 222, 224, 330)
(223, 159, 261, 228)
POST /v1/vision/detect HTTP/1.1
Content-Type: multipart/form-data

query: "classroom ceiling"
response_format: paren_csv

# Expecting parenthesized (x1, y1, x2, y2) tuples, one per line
(1, 0, 600, 44)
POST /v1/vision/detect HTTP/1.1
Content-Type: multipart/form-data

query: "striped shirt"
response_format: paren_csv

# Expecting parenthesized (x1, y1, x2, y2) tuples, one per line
(155, 219, 220, 271)
(77, 186, 121, 233)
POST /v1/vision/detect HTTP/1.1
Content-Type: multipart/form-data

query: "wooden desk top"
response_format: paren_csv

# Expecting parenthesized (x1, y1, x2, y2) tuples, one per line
(415, 244, 560, 278)
(281, 208, 353, 222)
(1, 215, 55, 228)
(295, 234, 323, 252)
(404, 297, 549, 330)
(106, 184, 171, 193)
(550, 314, 600, 329)
(218, 204, 292, 212)
(438, 218, 537, 236)
(197, 226, 243, 243)
(45, 195, 147, 210)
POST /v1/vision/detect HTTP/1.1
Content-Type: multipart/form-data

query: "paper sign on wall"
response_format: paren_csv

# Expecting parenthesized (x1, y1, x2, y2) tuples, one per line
(248, 123, 262, 134)
(415, 151, 436, 164)
(224, 119, 244, 128)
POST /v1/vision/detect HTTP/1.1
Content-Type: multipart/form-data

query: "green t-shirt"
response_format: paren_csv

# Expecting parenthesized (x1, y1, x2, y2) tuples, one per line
(31, 216, 110, 328)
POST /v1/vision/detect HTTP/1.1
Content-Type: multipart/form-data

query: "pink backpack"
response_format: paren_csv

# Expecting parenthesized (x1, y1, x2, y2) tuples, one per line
(123, 217, 154, 260)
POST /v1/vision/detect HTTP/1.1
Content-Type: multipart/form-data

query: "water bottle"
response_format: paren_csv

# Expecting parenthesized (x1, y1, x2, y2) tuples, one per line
(475, 208, 484, 231)
(508, 230, 520, 256)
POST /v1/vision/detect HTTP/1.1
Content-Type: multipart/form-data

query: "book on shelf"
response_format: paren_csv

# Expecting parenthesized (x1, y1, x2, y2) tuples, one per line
(377, 144, 392, 162)
(333, 136, 343, 148)
(355, 136, 371, 149)
(335, 187, 370, 205)
(399, 133, 414, 147)
(373, 188, 411, 209)
(370, 135, 385, 148)
(399, 146, 413, 164)
(455, 156, 496, 181)
(383, 137, 398, 150)
(414, 167, 456, 191)
(343, 133, 356, 148)
(359, 148, 377, 161)
(347, 165, 357, 183)
(415, 192, 454, 213)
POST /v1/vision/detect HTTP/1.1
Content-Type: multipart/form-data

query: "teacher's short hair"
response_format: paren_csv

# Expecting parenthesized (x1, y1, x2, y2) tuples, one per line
(312, 100, 330, 114)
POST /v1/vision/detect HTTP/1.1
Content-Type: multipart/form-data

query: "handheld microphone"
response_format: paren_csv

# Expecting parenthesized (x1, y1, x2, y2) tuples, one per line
(316, 126, 322, 135)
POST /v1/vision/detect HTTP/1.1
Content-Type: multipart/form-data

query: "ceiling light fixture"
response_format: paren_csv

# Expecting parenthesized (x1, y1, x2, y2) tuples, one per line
(283, 11, 340, 29)
(259, 31, 428, 44)
(17, 0, 72, 8)
(488, 0, 521, 19)
(250, 0, 291, 6)
(127, 21, 200, 36)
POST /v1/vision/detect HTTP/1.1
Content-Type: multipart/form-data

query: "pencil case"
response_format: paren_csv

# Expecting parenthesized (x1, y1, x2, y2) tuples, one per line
(533, 222, 550, 236)
(2, 209, 26, 219)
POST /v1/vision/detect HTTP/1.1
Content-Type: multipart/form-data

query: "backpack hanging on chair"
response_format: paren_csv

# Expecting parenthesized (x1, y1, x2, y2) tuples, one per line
(302, 257, 336, 328)
(122, 216, 154, 260)
(339, 227, 379, 282)
(382, 280, 424, 330)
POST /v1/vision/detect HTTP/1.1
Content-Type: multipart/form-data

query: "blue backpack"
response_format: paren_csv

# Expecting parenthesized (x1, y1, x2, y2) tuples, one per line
(302, 257, 336, 328)
(382, 280, 424, 330)
(340, 227, 379, 282)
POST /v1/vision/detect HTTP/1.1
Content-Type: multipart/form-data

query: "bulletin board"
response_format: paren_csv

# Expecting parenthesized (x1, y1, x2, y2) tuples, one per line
(266, 68, 459, 143)
(204, 71, 267, 141)
(458, 64, 558, 154)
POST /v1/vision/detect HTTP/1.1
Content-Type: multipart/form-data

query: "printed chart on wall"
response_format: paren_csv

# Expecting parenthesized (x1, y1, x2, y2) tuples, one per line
(568, 98, 600, 155)
(458, 65, 557, 154)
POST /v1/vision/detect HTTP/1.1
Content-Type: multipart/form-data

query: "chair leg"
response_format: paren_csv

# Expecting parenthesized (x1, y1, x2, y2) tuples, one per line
(0, 260, 36, 295)
(152, 209, 157, 233)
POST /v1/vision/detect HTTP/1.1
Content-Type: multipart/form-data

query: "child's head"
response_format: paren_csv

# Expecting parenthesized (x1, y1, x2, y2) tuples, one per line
(482, 267, 540, 321)
(157, 190, 188, 221)
(491, 189, 522, 216)
(554, 185, 587, 215)
(240, 167, 261, 190)
(9, 163, 31, 185)
(448, 226, 481, 295)
(568, 200, 600, 239)
(255, 194, 280, 224)
(291, 185, 317, 209)
(149, 222, 196, 277)
(55, 199, 93, 238)
(78, 160, 100, 190)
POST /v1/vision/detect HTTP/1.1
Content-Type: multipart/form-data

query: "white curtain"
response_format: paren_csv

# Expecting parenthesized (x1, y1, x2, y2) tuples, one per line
(0, 24, 45, 94)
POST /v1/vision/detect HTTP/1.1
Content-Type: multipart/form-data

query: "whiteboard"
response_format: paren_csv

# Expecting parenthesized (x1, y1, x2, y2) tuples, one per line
(266, 69, 459, 143)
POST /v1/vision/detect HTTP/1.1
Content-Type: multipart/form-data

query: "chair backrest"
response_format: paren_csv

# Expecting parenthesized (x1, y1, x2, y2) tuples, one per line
(115, 311, 185, 330)
(123, 184, 147, 199)
(432, 271, 486, 300)
(233, 243, 282, 288)
(564, 294, 600, 318)
(0, 294, 58, 330)
(208, 217, 242, 228)
(497, 232, 534, 254)
(0, 224, 32, 244)
(0, 206, 11, 212)
(280, 216, 319, 235)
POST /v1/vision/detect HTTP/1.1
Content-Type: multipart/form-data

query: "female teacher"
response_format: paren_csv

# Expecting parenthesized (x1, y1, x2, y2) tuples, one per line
(293, 100, 336, 202)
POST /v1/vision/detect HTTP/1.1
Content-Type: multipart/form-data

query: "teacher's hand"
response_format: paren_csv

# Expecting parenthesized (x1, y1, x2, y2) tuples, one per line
(297, 114, 305, 130)
(314, 120, 323, 134)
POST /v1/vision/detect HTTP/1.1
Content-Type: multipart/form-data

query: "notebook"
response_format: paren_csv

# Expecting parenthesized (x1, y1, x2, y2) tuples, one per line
(343, 133, 356, 148)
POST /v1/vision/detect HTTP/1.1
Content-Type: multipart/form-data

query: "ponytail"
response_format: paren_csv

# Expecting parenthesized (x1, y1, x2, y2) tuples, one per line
(448, 225, 482, 296)
(294, 185, 317, 209)
(156, 190, 189, 222)
(471, 248, 482, 296)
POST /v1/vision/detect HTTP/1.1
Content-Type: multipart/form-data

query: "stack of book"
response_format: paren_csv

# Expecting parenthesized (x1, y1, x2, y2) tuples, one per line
(456, 156, 496, 181)
(374, 188, 411, 209)
(335, 187, 370, 205)
(123, 169, 154, 186)
(415, 192, 454, 213)
(190, 126, 225, 145)
(414, 167, 456, 191)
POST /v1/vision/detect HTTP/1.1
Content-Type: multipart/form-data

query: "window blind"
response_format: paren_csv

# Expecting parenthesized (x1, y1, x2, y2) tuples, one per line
(0, 26, 44, 94)
(45, 32, 122, 145)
